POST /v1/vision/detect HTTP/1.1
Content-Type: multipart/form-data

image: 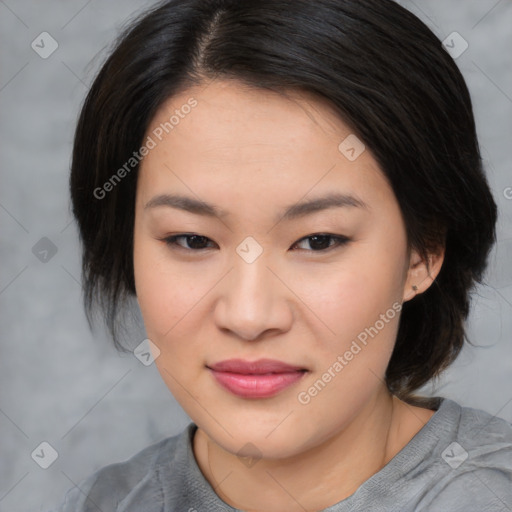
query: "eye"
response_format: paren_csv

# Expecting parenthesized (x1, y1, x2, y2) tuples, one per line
(162, 233, 350, 253)
(163, 234, 217, 251)
(291, 233, 350, 252)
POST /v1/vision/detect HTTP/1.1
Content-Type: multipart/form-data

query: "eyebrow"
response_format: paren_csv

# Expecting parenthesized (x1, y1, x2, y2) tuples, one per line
(144, 192, 368, 223)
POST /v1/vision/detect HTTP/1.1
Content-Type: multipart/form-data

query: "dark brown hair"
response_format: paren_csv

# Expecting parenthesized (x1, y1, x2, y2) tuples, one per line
(70, 0, 497, 404)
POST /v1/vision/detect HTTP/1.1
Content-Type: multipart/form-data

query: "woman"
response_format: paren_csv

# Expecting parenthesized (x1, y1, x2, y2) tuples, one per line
(56, 0, 512, 510)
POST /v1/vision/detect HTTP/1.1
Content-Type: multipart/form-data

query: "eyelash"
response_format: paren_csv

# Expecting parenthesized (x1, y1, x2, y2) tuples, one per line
(161, 233, 350, 254)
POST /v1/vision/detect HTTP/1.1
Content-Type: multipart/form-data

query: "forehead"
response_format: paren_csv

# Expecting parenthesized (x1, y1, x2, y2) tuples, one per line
(137, 79, 392, 212)
(146, 79, 351, 154)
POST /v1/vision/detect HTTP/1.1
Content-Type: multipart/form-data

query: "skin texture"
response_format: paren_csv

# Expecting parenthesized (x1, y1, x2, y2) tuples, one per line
(133, 78, 444, 511)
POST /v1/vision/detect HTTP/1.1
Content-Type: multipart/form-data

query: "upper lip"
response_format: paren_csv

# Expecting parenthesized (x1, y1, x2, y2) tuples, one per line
(208, 358, 306, 374)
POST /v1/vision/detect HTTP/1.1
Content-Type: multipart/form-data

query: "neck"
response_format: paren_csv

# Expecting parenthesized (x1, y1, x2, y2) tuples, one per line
(192, 389, 434, 512)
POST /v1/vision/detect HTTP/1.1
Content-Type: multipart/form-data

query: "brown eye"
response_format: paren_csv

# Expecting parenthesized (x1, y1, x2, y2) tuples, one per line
(292, 234, 350, 252)
(163, 234, 216, 251)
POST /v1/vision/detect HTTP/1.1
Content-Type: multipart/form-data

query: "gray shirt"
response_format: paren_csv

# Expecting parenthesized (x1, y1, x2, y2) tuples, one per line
(54, 397, 512, 511)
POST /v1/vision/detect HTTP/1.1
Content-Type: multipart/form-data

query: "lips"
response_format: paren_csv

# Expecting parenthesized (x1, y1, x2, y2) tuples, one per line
(209, 358, 305, 374)
(207, 358, 307, 398)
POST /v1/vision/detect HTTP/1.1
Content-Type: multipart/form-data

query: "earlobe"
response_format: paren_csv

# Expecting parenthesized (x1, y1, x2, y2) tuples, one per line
(402, 246, 445, 302)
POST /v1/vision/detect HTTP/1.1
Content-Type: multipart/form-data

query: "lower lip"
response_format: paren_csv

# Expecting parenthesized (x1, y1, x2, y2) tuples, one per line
(209, 369, 306, 398)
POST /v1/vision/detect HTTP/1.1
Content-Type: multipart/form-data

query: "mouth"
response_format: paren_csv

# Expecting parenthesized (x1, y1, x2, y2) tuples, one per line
(207, 358, 308, 398)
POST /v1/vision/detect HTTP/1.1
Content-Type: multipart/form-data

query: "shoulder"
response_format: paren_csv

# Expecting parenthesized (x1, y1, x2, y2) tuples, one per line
(425, 396, 512, 455)
(53, 424, 195, 512)
(420, 398, 512, 510)
(425, 469, 512, 511)
(450, 398, 512, 468)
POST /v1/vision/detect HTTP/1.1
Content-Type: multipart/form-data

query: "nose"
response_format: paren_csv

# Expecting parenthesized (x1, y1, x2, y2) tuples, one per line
(213, 254, 293, 342)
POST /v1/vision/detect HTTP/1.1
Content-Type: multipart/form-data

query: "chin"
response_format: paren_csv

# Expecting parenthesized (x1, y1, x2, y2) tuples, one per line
(198, 408, 323, 460)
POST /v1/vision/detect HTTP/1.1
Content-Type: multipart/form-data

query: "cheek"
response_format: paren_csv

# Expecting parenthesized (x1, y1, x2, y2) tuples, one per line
(301, 251, 403, 349)
(296, 264, 402, 409)
(133, 239, 201, 341)
(136, 270, 205, 343)
(134, 252, 210, 399)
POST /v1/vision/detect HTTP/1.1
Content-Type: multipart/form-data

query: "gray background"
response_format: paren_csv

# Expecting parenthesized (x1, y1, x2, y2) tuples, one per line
(0, 1, 511, 510)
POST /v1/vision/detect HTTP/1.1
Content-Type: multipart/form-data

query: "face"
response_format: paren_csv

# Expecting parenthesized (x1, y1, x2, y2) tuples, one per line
(133, 79, 424, 459)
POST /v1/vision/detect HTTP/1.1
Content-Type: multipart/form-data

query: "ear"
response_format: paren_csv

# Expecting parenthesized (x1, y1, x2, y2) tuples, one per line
(403, 244, 445, 302)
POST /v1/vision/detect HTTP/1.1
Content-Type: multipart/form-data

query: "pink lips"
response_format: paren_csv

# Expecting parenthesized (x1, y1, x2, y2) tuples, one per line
(207, 358, 307, 398)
